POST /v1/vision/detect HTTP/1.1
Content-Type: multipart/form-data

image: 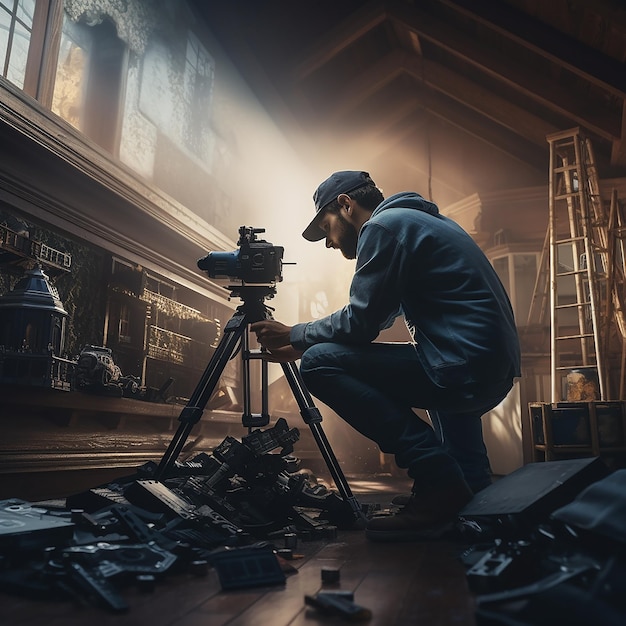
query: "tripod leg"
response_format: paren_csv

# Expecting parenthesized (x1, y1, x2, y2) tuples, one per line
(280, 361, 367, 526)
(155, 312, 249, 479)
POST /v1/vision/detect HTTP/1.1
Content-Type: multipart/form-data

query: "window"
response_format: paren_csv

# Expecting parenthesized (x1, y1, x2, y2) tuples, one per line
(144, 274, 175, 300)
(51, 15, 91, 130)
(0, 0, 61, 100)
(52, 15, 126, 152)
(0, 0, 35, 88)
(183, 31, 214, 159)
(492, 253, 539, 326)
(1, 1, 127, 153)
(118, 303, 131, 343)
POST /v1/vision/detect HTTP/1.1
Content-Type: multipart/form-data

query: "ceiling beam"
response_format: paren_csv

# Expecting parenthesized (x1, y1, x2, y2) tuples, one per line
(386, 0, 622, 142)
(322, 51, 405, 122)
(407, 86, 547, 170)
(318, 64, 545, 168)
(435, 0, 626, 98)
(324, 50, 558, 148)
(408, 56, 560, 146)
(293, 0, 386, 80)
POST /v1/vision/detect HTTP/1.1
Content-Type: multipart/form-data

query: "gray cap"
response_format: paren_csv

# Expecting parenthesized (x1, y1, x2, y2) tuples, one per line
(302, 170, 375, 241)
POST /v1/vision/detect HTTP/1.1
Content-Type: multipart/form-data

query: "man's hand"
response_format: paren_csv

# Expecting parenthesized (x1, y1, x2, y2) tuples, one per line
(250, 320, 303, 362)
(250, 320, 292, 349)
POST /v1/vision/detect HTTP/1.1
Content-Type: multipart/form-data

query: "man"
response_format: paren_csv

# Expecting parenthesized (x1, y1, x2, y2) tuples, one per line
(251, 170, 521, 542)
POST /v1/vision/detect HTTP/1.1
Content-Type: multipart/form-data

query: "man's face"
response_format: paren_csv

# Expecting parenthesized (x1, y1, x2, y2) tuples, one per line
(319, 210, 359, 259)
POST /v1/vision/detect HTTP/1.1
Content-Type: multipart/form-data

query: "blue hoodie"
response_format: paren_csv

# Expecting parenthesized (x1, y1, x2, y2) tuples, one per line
(290, 191, 521, 388)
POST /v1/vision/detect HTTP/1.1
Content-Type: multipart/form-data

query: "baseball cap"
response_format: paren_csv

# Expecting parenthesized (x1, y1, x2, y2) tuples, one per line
(302, 170, 376, 241)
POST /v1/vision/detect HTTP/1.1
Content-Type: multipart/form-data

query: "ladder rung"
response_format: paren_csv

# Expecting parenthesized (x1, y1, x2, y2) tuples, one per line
(555, 269, 590, 277)
(554, 193, 583, 200)
(555, 333, 595, 340)
(555, 365, 597, 371)
(554, 269, 607, 282)
(549, 132, 577, 144)
(554, 236, 585, 244)
(555, 302, 591, 309)
(556, 271, 608, 280)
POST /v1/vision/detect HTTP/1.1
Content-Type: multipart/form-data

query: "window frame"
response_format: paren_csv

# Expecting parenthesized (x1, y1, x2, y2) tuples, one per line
(489, 247, 541, 327)
(19, 0, 63, 104)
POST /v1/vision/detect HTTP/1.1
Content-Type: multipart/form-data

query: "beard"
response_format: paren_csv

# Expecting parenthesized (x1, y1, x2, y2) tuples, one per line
(335, 212, 359, 259)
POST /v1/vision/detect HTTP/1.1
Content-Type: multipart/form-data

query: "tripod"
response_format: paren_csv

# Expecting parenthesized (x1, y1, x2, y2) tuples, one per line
(155, 284, 366, 527)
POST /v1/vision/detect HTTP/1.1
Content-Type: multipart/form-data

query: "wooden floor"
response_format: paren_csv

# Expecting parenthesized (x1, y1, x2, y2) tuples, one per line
(1, 477, 477, 626)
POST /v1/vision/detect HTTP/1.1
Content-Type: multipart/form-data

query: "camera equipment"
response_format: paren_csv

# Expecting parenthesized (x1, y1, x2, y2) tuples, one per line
(156, 226, 366, 528)
(197, 226, 284, 285)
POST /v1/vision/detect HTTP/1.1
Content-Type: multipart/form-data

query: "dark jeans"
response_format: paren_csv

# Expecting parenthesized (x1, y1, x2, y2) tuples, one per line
(299, 342, 514, 493)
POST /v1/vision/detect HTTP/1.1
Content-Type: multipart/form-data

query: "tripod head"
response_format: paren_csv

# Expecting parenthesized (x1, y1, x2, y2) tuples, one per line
(227, 283, 276, 302)
(226, 284, 277, 324)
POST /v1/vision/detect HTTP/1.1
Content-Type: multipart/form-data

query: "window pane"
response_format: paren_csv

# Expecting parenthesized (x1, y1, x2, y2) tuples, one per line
(0, 7, 10, 76)
(183, 31, 214, 158)
(513, 254, 538, 326)
(492, 256, 510, 294)
(0, 0, 34, 90)
(52, 17, 92, 131)
(6, 18, 28, 87)
(52, 14, 124, 152)
(16, 0, 35, 23)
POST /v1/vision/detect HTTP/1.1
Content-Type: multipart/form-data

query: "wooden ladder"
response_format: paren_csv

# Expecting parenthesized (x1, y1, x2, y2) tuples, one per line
(546, 128, 616, 402)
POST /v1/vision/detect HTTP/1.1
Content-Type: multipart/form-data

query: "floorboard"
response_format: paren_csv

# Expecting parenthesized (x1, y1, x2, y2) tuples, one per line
(0, 476, 477, 625)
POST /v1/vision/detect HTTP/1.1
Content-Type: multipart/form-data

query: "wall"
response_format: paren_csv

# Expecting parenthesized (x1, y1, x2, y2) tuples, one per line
(0, 0, 338, 360)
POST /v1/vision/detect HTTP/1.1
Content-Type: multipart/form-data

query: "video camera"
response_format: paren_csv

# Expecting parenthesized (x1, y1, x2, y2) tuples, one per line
(197, 226, 284, 285)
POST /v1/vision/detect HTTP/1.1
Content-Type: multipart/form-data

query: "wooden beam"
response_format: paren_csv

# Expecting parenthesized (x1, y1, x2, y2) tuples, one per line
(408, 87, 547, 170)
(436, 0, 626, 98)
(412, 56, 559, 146)
(386, 0, 622, 142)
(324, 50, 558, 148)
(292, 0, 386, 80)
(322, 51, 405, 122)
(318, 64, 545, 169)
(348, 101, 545, 177)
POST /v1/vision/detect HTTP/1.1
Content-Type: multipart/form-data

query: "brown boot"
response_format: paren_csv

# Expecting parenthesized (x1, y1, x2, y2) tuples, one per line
(365, 478, 474, 542)
(391, 479, 489, 506)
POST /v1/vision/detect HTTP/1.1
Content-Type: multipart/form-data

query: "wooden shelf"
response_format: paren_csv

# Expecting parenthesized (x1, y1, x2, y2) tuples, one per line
(0, 385, 334, 501)
(529, 401, 626, 463)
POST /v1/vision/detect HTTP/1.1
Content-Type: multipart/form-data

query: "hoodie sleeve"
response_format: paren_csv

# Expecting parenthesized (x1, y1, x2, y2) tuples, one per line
(290, 222, 403, 349)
